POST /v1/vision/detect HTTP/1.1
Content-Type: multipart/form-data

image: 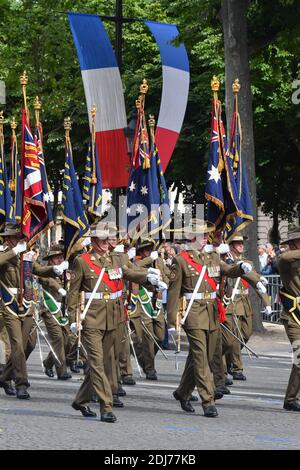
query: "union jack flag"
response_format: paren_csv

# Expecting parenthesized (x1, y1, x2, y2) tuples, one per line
(21, 109, 48, 245)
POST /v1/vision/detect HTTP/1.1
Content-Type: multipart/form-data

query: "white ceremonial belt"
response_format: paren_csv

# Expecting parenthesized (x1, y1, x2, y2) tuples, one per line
(183, 292, 217, 300)
(85, 290, 123, 301)
(8, 288, 19, 295)
(235, 289, 249, 295)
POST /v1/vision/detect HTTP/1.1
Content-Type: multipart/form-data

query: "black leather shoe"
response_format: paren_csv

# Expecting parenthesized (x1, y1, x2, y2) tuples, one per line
(225, 377, 233, 386)
(214, 390, 223, 400)
(16, 388, 30, 399)
(113, 395, 124, 408)
(203, 405, 218, 418)
(173, 390, 195, 413)
(283, 401, 300, 411)
(70, 362, 81, 374)
(72, 402, 97, 417)
(57, 372, 72, 380)
(117, 386, 127, 397)
(101, 412, 117, 423)
(122, 376, 136, 386)
(216, 385, 231, 395)
(0, 380, 16, 396)
(146, 371, 157, 381)
(189, 394, 199, 402)
(232, 372, 247, 381)
(44, 367, 54, 378)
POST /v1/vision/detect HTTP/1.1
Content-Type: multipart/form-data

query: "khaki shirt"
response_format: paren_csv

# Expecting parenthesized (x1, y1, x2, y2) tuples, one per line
(68, 250, 147, 330)
(224, 254, 270, 316)
(277, 249, 300, 321)
(167, 249, 243, 331)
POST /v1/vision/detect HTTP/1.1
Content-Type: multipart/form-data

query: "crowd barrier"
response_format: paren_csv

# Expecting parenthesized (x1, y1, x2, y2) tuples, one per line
(260, 274, 282, 323)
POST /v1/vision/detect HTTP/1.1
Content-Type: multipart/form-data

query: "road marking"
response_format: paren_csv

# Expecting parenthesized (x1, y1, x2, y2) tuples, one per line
(161, 425, 201, 432)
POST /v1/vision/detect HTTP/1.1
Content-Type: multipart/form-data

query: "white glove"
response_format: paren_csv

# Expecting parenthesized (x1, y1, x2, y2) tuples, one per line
(157, 280, 168, 291)
(127, 247, 136, 260)
(147, 274, 160, 286)
(216, 243, 230, 255)
(204, 244, 214, 253)
(147, 267, 160, 277)
(58, 288, 67, 297)
(13, 241, 27, 255)
(264, 305, 272, 316)
(114, 244, 124, 253)
(150, 250, 159, 261)
(240, 262, 252, 274)
(168, 327, 176, 335)
(70, 322, 82, 335)
(260, 276, 268, 287)
(53, 261, 69, 275)
(256, 281, 267, 295)
(82, 237, 91, 247)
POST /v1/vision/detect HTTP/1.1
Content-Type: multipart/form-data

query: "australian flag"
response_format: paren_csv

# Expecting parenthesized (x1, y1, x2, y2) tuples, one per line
(127, 110, 170, 240)
(82, 140, 102, 217)
(21, 109, 48, 245)
(9, 128, 21, 222)
(34, 123, 54, 235)
(0, 134, 15, 229)
(223, 100, 253, 241)
(62, 136, 89, 259)
(205, 97, 240, 233)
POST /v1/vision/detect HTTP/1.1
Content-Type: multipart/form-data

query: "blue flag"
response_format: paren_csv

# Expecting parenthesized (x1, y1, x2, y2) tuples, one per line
(0, 127, 15, 229)
(82, 140, 102, 216)
(223, 99, 253, 241)
(205, 97, 240, 233)
(127, 110, 170, 239)
(9, 126, 21, 222)
(62, 136, 90, 259)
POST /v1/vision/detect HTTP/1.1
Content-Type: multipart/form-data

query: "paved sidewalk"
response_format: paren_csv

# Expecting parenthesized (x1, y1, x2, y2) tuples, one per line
(246, 322, 291, 358)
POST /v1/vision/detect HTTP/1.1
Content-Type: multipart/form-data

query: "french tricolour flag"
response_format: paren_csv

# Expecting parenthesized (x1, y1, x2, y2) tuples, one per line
(145, 21, 190, 173)
(68, 13, 129, 188)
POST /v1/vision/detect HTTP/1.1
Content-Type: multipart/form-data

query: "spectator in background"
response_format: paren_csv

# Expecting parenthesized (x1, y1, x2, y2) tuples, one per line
(258, 244, 268, 272)
(261, 244, 278, 275)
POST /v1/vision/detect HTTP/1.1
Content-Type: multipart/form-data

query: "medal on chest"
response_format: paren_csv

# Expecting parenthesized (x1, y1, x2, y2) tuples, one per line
(107, 268, 123, 280)
(207, 265, 220, 278)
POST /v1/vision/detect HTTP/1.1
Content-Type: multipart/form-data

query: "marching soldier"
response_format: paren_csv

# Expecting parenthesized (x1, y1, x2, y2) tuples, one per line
(0, 223, 65, 399)
(167, 219, 253, 418)
(38, 244, 72, 380)
(221, 235, 271, 381)
(277, 227, 300, 411)
(132, 238, 169, 381)
(68, 224, 161, 423)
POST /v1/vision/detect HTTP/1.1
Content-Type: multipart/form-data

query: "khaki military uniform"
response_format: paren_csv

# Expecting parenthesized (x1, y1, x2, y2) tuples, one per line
(0, 249, 55, 390)
(39, 276, 73, 377)
(277, 249, 300, 404)
(0, 312, 10, 366)
(68, 250, 147, 414)
(167, 249, 244, 408)
(222, 255, 270, 374)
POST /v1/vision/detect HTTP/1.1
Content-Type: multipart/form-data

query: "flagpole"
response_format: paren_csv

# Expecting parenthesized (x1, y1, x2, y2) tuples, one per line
(10, 117, 17, 194)
(19, 71, 28, 312)
(90, 104, 97, 213)
(0, 111, 4, 161)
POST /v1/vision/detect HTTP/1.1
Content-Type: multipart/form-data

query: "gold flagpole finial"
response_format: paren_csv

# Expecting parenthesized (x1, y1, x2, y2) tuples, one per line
(232, 78, 240, 94)
(211, 76, 220, 93)
(34, 96, 42, 126)
(20, 71, 28, 111)
(64, 117, 71, 140)
(91, 104, 97, 120)
(148, 114, 155, 140)
(140, 78, 148, 95)
(10, 117, 17, 131)
(0, 111, 4, 127)
(135, 97, 142, 110)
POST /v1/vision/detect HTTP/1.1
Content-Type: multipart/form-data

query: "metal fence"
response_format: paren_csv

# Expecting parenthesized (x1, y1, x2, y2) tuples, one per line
(260, 274, 282, 323)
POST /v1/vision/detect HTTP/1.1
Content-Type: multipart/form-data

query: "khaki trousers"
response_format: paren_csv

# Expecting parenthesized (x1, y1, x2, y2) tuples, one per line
(42, 311, 68, 376)
(0, 313, 33, 388)
(0, 314, 11, 364)
(176, 328, 218, 407)
(140, 310, 165, 374)
(119, 321, 133, 379)
(74, 328, 115, 413)
(282, 317, 300, 403)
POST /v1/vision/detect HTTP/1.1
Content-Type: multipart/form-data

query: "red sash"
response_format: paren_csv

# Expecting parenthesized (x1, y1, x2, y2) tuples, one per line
(240, 278, 249, 289)
(81, 253, 124, 293)
(179, 251, 226, 323)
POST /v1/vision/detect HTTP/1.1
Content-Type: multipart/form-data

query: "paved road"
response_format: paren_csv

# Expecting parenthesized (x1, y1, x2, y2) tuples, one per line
(0, 342, 299, 451)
